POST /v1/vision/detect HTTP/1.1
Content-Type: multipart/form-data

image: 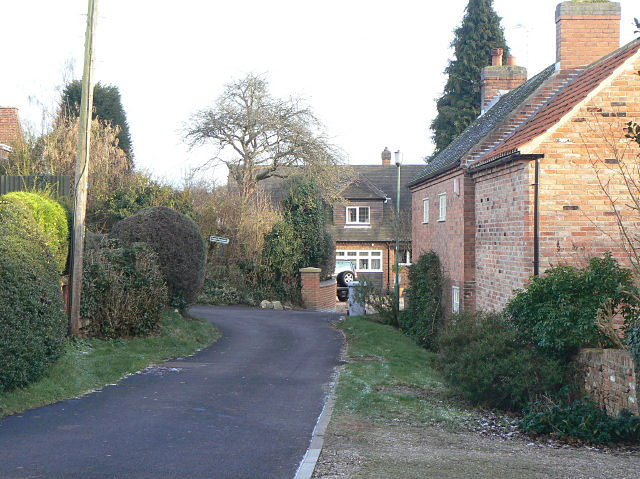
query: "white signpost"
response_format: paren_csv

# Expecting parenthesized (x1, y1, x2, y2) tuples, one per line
(209, 236, 230, 244)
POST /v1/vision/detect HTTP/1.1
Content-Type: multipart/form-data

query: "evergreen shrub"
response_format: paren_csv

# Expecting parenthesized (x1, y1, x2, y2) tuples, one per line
(520, 398, 640, 444)
(437, 312, 568, 412)
(0, 200, 67, 391)
(81, 239, 167, 338)
(260, 177, 334, 301)
(2, 191, 69, 273)
(110, 206, 206, 308)
(506, 253, 638, 359)
(400, 251, 444, 348)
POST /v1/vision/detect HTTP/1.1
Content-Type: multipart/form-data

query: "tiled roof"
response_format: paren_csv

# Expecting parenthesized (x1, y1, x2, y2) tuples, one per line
(408, 65, 558, 187)
(480, 38, 640, 165)
(348, 165, 424, 212)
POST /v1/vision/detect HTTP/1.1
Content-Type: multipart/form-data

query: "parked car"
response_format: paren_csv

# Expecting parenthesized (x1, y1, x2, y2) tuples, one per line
(334, 259, 357, 302)
(334, 259, 357, 286)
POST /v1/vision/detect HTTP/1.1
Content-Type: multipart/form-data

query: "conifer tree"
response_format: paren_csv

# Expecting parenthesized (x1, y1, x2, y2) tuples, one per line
(430, 0, 510, 154)
(61, 81, 134, 163)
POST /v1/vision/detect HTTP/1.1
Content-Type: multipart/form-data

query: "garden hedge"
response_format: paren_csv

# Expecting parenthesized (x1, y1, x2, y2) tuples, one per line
(110, 206, 206, 307)
(2, 191, 70, 273)
(0, 200, 67, 392)
(82, 239, 167, 338)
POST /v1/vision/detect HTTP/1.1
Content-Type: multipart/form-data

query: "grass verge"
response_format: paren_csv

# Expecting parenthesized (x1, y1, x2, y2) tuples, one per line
(335, 316, 470, 425)
(0, 308, 220, 418)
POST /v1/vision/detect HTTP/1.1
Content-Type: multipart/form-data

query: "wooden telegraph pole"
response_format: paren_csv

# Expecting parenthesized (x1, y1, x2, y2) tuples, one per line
(69, 0, 98, 335)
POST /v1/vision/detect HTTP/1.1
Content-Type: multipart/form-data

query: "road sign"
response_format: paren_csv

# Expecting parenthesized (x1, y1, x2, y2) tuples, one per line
(209, 236, 230, 244)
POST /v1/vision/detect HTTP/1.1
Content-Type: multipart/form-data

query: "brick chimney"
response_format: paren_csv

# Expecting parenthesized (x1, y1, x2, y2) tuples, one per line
(480, 49, 528, 113)
(381, 146, 391, 165)
(556, 1, 621, 70)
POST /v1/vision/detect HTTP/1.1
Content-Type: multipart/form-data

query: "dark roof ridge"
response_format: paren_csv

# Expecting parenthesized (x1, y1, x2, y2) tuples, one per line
(408, 64, 558, 187)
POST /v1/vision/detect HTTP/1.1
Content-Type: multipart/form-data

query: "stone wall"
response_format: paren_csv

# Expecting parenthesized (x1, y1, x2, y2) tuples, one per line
(574, 348, 638, 417)
(300, 267, 336, 312)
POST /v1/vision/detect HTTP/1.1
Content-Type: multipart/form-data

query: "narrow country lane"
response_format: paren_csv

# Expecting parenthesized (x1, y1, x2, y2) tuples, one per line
(0, 306, 343, 479)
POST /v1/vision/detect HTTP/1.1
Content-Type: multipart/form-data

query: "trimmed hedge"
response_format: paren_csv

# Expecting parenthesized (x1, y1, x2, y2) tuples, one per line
(81, 239, 167, 338)
(0, 200, 67, 392)
(110, 206, 206, 307)
(2, 191, 70, 273)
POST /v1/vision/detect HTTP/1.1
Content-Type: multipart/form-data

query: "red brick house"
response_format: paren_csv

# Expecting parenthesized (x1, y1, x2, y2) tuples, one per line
(0, 107, 22, 161)
(409, 1, 640, 315)
(333, 150, 423, 291)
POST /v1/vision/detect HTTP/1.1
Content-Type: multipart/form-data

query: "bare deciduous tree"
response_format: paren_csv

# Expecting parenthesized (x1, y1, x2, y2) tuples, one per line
(184, 74, 343, 198)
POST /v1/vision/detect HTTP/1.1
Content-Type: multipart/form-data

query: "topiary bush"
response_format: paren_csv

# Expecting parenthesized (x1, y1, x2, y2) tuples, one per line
(520, 398, 640, 444)
(0, 200, 67, 392)
(437, 312, 569, 412)
(505, 253, 638, 360)
(110, 206, 206, 308)
(2, 191, 70, 273)
(81, 239, 167, 338)
(400, 251, 444, 348)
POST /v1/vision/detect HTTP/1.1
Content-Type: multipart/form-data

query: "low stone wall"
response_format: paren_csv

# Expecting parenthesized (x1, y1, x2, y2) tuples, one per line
(300, 267, 336, 312)
(574, 348, 638, 417)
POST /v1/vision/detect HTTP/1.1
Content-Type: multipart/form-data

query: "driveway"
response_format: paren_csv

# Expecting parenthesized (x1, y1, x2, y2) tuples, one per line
(0, 306, 343, 479)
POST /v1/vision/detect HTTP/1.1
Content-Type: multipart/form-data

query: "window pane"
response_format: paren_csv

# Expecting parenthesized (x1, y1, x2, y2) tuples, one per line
(348, 208, 357, 222)
(371, 251, 381, 257)
(336, 251, 345, 256)
(423, 199, 429, 223)
(347, 251, 357, 257)
(439, 194, 446, 220)
(359, 259, 369, 270)
(358, 251, 369, 257)
(358, 207, 369, 223)
(371, 259, 381, 270)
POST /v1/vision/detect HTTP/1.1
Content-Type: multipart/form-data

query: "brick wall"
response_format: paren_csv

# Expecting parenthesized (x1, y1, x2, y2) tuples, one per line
(530, 54, 640, 273)
(0, 108, 22, 145)
(574, 348, 638, 417)
(472, 160, 533, 312)
(300, 267, 336, 312)
(556, 1, 621, 70)
(411, 169, 474, 315)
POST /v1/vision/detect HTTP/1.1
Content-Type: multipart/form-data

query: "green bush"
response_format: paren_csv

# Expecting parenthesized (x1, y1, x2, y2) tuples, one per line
(0, 200, 67, 392)
(110, 206, 206, 308)
(437, 312, 568, 412)
(520, 398, 640, 444)
(506, 254, 638, 359)
(197, 278, 263, 306)
(352, 281, 400, 326)
(401, 251, 444, 348)
(2, 191, 69, 273)
(81, 239, 167, 338)
(260, 177, 334, 301)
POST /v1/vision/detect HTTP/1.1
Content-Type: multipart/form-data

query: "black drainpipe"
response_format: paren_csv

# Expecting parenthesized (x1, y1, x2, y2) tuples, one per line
(386, 243, 391, 291)
(533, 158, 540, 276)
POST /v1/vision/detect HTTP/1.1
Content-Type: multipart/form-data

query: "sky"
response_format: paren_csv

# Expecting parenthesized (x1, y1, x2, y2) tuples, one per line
(1, 1, 638, 185)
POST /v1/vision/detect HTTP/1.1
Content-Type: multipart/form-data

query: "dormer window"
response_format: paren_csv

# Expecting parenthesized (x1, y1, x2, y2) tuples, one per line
(346, 206, 370, 225)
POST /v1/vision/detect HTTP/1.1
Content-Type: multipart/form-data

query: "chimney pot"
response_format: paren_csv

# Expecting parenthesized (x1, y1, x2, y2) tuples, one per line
(507, 56, 516, 66)
(381, 147, 391, 166)
(491, 48, 504, 66)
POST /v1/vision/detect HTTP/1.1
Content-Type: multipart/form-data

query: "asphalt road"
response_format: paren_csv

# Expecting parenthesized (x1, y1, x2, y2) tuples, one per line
(0, 306, 343, 479)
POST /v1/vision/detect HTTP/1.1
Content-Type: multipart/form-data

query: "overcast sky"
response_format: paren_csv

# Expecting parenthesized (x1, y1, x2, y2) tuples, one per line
(1, 1, 637, 184)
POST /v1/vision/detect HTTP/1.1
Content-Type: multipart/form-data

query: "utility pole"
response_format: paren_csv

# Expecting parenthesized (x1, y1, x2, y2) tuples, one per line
(394, 150, 401, 316)
(69, 0, 98, 335)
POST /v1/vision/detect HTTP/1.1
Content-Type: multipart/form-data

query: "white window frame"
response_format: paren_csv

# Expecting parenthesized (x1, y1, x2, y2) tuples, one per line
(345, 206, 371, 225)
(398, 248, 411, 266)
(336, 250, 383, 272)
(452, 286, 460, 314)
(422, 198, 429, 224)
(438, 193, 447, 222)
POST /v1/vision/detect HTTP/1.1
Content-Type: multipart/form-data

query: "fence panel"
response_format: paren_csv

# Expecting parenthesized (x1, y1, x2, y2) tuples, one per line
(0, 175, 70, 198)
